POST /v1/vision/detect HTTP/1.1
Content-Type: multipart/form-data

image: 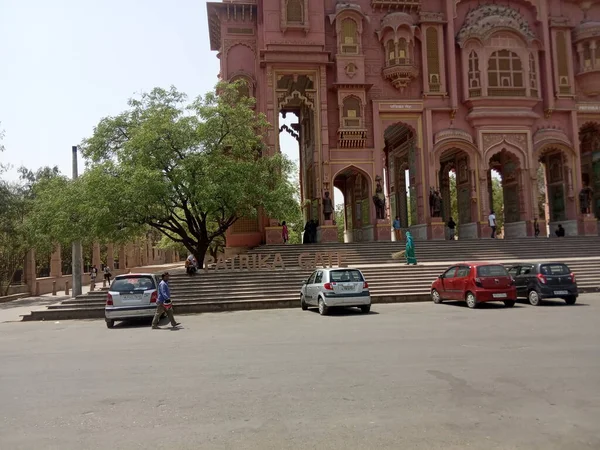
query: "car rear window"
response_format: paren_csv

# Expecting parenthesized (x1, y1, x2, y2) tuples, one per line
(329, 269, 364, 282)
(540, 264, 570, 275)
(476, 265, 508, 277)
(110, 275, 156, 292)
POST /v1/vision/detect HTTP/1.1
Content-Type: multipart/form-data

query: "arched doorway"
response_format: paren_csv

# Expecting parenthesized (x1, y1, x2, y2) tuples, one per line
(439, 148, 474, 239)
(538, 148, 570, 231)
(579, 122, 600, 220)
(384, 123, 416, 236)
(488, 149, 525, 238)
(333, 166, 372, 243)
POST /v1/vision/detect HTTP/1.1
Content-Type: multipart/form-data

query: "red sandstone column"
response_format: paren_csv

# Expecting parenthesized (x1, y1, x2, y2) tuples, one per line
(106, 244, 114, 269)
(50, 245, 62, 278)
(92, 242, 102, 269)
(118, 245, 126, 270)
(126, 243, 135, 268)
(24, 249, 36, 294)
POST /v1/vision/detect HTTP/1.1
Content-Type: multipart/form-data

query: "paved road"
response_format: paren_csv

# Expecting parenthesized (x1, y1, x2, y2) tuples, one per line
(1, 295, 599, 450)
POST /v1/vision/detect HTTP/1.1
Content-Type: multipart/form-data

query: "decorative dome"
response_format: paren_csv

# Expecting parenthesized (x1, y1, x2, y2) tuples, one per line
(457, 4, 536, 47)
(329, 1, 369, 24)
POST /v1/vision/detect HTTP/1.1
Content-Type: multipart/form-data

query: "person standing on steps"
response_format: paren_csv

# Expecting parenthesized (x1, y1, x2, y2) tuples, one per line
(103, 264, 112, 285)
(447, 217, 456, 241)
(393, 216, 403, 241)
(282, 221, 289, 244)
(90, 265, 98, 290)
(152, 272, 181, 329)
(534, 218, 540, 238)
(405, 231, 417, 265)
(489, 211, 497, 239)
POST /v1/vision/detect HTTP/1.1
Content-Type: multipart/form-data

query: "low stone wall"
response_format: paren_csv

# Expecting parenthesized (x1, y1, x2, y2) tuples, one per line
(30, 269, 130, 296)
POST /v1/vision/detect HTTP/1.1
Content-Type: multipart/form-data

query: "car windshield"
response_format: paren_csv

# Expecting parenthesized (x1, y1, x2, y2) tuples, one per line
(110, 276, 155, 292)
(329, 269, 364, 282)
(540, 264, 570, 275)
(476, 265, 508, 277)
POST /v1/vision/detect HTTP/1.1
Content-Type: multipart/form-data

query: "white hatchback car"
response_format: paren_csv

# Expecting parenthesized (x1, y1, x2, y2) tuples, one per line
(105, 273, 161, 328)
(300, 268, 371, 315)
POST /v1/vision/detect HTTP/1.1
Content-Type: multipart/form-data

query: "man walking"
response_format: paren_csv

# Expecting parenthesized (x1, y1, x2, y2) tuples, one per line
(489, 210, 497, 239)
(393, 216, 403, 241)
(152, 272, 181, 329)
(447, 217, 456, 240)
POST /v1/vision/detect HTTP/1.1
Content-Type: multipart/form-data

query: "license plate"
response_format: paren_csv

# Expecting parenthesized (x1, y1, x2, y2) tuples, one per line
(122, 294, 143, 301)
(554, 290, 568, 295)
(342, 285, 354, 291)
(492, 293, 507, 298)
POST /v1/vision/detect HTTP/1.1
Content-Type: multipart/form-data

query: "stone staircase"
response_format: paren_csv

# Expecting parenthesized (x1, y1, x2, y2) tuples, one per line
(21, 237, 600, 321)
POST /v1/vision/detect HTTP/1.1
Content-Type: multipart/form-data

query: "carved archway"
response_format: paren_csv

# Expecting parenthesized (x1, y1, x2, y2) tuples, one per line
(383, 122, 417, 227)
(486, 148, 526, 240)
(578, 122, 600, 218)
(333, 165, 374, 243)
(438, 147, 476, 228)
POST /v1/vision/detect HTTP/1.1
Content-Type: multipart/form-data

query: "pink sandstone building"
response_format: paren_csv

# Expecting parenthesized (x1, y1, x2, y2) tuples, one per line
(206, 0, 600, 247)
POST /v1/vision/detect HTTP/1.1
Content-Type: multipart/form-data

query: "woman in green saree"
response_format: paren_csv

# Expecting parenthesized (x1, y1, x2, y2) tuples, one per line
(405, 231, 417, 265)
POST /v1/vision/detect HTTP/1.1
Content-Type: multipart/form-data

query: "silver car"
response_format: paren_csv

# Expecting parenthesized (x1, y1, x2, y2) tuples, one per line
(105, 273, 160, 328)
(300, 268, 371, 315)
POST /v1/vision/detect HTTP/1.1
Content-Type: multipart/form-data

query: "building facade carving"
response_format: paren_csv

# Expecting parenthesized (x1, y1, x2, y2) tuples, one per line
(206, 0, 600, 246)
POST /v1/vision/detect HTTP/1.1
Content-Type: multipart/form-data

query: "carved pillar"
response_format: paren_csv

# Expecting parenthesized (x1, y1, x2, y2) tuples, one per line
(92, 242, 102, 269)
(50, 245, 62, 278)
(106, 244, 114, 270)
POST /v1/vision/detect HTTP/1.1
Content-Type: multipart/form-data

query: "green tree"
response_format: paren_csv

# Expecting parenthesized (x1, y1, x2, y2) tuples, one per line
(335, 203, 345, 242)
(30, 82, 298, 265)
(491, 176, 505, 232)
(449, 173, 458, 224)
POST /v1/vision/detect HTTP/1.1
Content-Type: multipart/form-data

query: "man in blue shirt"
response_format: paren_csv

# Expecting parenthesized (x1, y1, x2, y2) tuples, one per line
(152, 272, 181, 329)
(393, 216, 403, 241)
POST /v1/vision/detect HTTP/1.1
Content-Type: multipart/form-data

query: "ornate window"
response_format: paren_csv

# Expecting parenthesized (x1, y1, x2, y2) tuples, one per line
(286, 0, 303, 24)
(529, 53, 538, 97)
(555, 31, 571, 95)
(468, 51, 481, 97)
(583, 42, 592, 70)
(426, 27, 440, 92)
(487, 50, 525, 96)
(386, 40, 396, 66)
(398, 38, 408, 63)
(342, 96, 362, 128)
(340, 18, 359, 54)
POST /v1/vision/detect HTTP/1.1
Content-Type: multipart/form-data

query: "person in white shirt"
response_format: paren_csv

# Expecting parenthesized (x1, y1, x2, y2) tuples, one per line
(489, 211, 497, 239)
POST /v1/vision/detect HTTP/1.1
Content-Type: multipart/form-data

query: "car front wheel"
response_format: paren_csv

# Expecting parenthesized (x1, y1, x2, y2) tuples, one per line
(318, 298, 328, 316)
(360, 305, 371, 314)
(504, 300, 515, 308)
(564, 296, 577, 305)
(528, 290, 541, 306)
(300, 294, 308, 311)
(466, 292, 477, 309)
(105, 319, 115, 329)
(431, 289, 442, 304)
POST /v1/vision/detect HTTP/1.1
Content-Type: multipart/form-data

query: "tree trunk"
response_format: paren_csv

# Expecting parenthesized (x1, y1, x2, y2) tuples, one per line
(192, 243, 209, 270)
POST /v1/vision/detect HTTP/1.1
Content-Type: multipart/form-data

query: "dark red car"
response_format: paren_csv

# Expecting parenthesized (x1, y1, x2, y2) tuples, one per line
(431, 263, 517, 309)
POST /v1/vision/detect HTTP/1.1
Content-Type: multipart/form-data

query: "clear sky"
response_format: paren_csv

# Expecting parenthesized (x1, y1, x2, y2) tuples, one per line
(0, 0, 301, 181)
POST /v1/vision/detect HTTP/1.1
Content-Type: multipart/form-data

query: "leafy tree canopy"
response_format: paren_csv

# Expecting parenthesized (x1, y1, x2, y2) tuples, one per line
(30, 82, 298, 264)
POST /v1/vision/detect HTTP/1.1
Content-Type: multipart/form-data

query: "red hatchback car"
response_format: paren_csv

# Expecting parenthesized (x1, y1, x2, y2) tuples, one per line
(431, 263, 517, 308)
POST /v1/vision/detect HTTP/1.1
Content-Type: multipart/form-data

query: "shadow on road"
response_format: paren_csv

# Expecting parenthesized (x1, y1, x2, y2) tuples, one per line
(308, 307, 379, 317)
(0, 297, 58, 310)
(439, 301, 525, 309)
(515, 299, 588, 307)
